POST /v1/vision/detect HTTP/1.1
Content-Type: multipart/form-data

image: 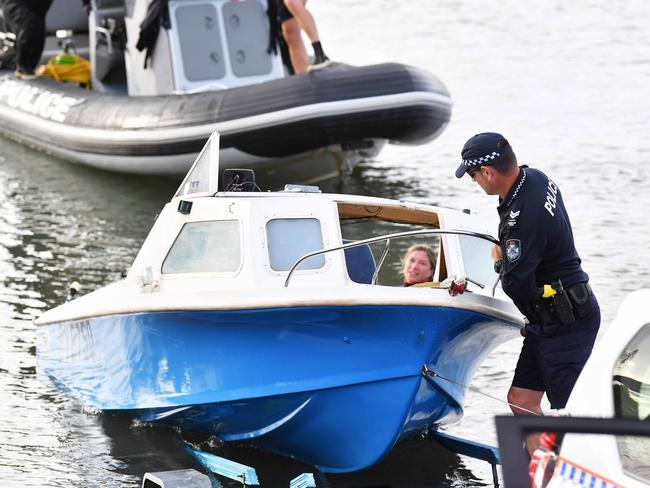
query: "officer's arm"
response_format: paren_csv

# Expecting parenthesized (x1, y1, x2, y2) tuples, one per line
(491, 244, 502, 262)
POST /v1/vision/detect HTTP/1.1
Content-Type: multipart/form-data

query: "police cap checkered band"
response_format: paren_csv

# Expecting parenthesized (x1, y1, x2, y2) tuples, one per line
(455, 132, 511, 178)
(462, 151, 501, 166)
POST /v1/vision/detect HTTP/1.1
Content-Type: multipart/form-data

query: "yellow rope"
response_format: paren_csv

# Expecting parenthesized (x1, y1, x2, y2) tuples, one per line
(36, 55, 91, 88)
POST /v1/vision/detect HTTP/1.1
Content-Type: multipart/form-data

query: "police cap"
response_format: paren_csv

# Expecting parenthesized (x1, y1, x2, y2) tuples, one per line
(455, 132, 512, 178)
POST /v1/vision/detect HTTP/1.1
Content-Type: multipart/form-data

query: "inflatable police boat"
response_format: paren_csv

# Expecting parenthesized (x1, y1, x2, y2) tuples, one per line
(0, 0, 452, 185)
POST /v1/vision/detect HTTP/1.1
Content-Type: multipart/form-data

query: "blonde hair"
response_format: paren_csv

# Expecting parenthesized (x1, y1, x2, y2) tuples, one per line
(401, 244, 436, 284)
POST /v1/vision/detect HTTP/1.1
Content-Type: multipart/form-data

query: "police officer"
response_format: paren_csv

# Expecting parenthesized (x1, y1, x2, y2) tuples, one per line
(2, 0, 54, 79)
(455, 132, 600, 447)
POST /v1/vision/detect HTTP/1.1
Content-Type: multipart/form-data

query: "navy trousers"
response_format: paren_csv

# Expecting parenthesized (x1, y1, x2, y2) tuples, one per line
(512, 294, 601, 409)
(3, 0, 54, 73)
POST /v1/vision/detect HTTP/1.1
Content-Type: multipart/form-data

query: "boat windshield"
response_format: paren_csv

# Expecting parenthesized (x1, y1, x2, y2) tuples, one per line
(162, 220, 241, 274)
(458, 234, 499, 287)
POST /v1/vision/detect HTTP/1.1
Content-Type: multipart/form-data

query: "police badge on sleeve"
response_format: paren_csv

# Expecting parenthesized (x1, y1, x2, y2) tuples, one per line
(505, 239, 521, 262)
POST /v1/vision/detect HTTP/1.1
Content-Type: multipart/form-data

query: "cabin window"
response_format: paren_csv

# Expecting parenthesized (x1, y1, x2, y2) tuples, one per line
(458, 235, 498, 288)
(612, 323, 650, 482)
(267, 218, 325, 271)
(162, 220, 241, 274)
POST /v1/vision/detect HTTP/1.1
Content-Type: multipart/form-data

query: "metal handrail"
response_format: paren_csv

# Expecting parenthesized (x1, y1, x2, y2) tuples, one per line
(371, 238, 392, 285)
(283, 229, 499, 287)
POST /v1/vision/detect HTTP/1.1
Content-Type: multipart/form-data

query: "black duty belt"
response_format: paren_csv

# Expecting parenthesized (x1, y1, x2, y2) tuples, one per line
(566, 281, 594, 318)
(525, 280, 594, 333)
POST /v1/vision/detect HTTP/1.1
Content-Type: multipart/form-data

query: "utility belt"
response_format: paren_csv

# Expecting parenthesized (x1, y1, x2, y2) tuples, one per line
(524, 280, 593, 335)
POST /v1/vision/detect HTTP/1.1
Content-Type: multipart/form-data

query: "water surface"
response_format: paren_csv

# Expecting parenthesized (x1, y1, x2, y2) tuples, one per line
(2, 1, 650, 486)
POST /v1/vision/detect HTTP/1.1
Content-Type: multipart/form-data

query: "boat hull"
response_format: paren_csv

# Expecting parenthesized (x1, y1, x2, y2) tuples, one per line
(0, 62, 451, 183)
(37, 304, 517, 472)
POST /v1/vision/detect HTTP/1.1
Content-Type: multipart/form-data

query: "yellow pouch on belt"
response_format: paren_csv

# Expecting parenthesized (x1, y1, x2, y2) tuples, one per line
(542, 284, 557, 298)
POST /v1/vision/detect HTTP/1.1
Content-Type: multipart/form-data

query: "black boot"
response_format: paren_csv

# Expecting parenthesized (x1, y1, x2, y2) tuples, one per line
(311, 41, 329, 65)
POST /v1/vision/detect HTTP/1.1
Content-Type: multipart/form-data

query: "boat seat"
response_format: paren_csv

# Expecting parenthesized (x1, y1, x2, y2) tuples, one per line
(46, 0, 88, 35)
(42, 0, 90, 62)
(343, 242, 376, 285)
(89, 0, 127, 93)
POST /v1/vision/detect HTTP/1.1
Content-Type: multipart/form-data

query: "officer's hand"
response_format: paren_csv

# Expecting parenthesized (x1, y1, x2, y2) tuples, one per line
(491, 244, 502, 262)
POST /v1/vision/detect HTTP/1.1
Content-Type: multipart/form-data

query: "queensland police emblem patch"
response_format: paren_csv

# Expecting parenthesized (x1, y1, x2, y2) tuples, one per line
(506, 239, 521, 262)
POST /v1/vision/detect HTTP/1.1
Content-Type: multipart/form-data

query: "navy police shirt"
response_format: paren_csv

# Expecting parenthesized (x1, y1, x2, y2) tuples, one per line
(497, 166, 588, 315)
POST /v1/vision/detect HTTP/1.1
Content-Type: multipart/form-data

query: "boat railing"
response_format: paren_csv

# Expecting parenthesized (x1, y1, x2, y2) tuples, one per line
(284, 228, 499, 288)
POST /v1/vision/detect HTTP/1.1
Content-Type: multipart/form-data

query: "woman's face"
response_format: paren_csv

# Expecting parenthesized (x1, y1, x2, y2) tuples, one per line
(403, 250, 434, 285)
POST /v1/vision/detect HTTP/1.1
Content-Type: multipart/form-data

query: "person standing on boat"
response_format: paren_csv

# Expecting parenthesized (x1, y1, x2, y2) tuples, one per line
(274, 0, 329, 74)
(454, 132, 600, 443)
(1, 0, 54, 79)
(401, 244, 436, 286)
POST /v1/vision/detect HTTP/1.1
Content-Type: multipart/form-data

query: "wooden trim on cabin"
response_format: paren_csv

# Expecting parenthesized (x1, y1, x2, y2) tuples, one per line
(437, 241, 447, 281)
(337, 203, 440, 227)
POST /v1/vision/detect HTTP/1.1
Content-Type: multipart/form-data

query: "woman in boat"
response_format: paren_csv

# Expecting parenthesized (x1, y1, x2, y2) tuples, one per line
(401, 244, 436, 286)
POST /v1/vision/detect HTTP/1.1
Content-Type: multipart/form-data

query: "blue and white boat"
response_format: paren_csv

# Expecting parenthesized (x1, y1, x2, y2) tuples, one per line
(35, 133, 522, 473)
